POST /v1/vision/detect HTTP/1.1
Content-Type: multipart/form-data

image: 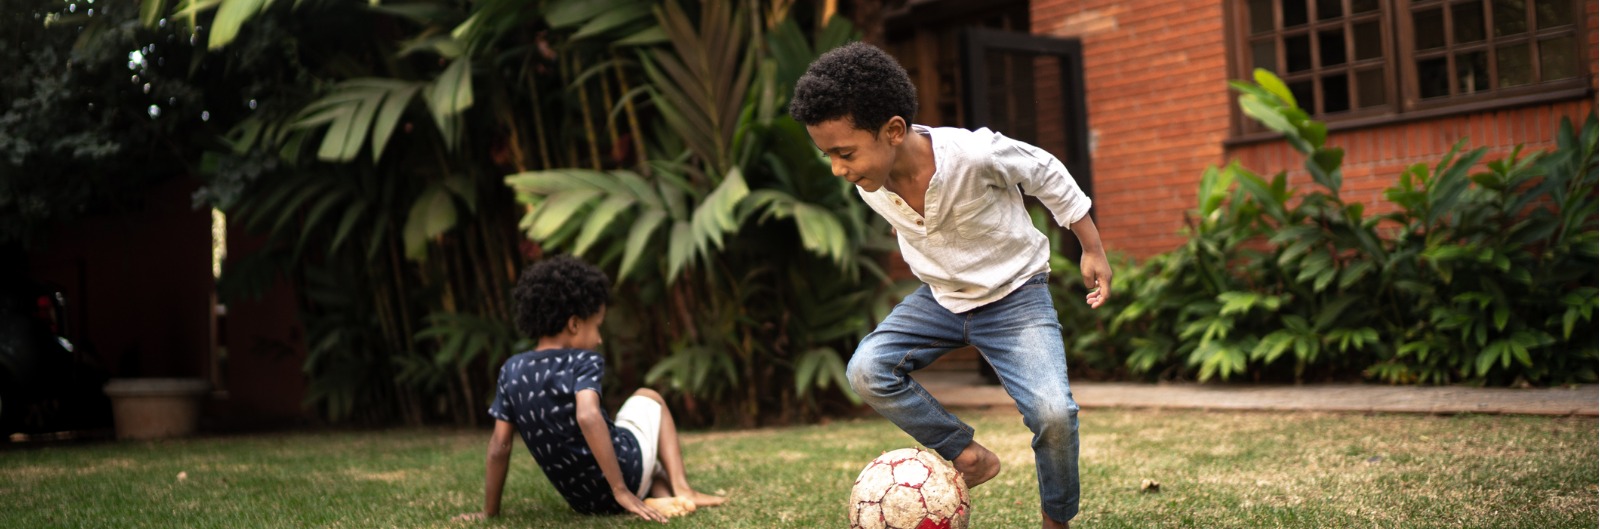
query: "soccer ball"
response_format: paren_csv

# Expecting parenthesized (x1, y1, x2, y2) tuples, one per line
(848, 447, 970, 529)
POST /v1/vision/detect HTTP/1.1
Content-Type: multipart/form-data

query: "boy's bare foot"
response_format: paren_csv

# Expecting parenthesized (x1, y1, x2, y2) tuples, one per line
(952, 442, 1001, 488)
(643, 497, 693, 517)
(681, 491, 727, 508)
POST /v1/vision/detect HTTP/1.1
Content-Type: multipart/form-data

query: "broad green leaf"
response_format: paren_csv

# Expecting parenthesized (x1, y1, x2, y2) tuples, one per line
(372, 84, 421, 163)
(403, 186, 459, 260)
(573, 194, 636, 255)
(1253, 68, 1296, 108)
(619, 210, 666, 281)
(208, 0, 270, 49)
(527, 189, 603, 240)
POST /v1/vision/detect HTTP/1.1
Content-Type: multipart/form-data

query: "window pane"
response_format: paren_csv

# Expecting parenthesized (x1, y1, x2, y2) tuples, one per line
(1354, 21, 1383, 60)
(1497, 43, 1532, 86)
(1316, 0, 1342, 20)
(1250, 0, 1276, 34)
(1283, 0, 1309, 27)
(1494, 0, 1528, 36)
(1457, 51, 1489, 93)
(1453, 3, 1486, 43)
(1352, 0, 1379, 14)
(1535, 0, 1574, 28)
(1324, 73, 1351, 112)
(1319, 29, 1347, 66)
(1357, 68, 1387, 107)
(1289, 79, 1315, 110)
(1287, 34, 1314, 72)
(1418, 57, 1450, 97)
(1415, 8, 1446, 50)
(1539, 36, 1578, 80)
(1253, 40, 1279, 72)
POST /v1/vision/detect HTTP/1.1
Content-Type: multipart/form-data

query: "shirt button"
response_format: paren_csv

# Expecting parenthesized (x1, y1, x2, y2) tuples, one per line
(915, 219, 924, 226)
(893, 198, 902, 205)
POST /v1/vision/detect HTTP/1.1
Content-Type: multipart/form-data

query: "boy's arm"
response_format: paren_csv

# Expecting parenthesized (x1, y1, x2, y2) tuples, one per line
(455, 420, 516, 521)
(575, 390, 668, 524)
(1070, 215, 1113, 309)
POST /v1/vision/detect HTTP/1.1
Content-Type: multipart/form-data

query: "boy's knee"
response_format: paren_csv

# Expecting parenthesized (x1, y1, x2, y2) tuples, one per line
(632, 388, 666, 405)
(846, 352, 890, 398)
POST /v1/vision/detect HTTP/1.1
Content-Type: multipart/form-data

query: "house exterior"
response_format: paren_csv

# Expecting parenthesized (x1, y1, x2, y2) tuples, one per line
(884, 0, 1597, 258)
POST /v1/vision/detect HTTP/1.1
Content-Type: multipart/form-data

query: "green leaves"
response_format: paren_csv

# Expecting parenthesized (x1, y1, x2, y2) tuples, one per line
(292, 79, 424, 163)
(1110, 80, 1597, 386)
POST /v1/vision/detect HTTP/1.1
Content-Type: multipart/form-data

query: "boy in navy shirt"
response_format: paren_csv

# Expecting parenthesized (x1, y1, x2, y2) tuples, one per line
(456, 256, 725, 523)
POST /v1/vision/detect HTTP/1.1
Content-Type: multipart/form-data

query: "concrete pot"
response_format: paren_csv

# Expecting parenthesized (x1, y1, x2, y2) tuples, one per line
(103, 378, 209, 440)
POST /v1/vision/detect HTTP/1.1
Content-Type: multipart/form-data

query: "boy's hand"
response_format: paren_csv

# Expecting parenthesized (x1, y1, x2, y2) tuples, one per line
(1080, 250, 1113, 309)
(615, 490, 669, 523)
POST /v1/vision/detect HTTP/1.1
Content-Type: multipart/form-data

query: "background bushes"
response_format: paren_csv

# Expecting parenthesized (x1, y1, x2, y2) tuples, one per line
(1051, 71, 1597, 386)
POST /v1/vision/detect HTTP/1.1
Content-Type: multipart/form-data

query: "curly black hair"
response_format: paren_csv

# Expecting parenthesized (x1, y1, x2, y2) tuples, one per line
(511, 255, 612, 339)
(789, 41, 918, 133)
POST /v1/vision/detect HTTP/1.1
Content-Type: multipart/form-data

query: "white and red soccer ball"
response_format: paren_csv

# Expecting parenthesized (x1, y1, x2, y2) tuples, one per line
(848, 447, 971, 529)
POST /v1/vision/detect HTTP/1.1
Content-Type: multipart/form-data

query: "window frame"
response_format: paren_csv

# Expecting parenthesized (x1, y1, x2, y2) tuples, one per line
(1227, 0, 1592, 141)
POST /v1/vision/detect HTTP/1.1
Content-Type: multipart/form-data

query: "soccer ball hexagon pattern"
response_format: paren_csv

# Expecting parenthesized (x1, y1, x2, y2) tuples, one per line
(848, 447, 970, 529)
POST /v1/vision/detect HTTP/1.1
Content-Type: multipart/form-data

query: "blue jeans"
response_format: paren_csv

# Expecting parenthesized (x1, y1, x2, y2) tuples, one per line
(848, 273, 1080, 522)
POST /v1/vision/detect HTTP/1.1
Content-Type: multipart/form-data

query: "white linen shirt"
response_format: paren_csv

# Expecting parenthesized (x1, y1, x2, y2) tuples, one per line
(859, 125, 1092, 313)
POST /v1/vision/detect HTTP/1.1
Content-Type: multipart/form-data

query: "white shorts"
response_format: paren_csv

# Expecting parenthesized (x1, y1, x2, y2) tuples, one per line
(614, 395, 663, 497)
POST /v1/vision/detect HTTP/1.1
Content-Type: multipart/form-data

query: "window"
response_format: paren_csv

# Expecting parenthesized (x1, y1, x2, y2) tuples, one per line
(1233, 0, 1587, 132)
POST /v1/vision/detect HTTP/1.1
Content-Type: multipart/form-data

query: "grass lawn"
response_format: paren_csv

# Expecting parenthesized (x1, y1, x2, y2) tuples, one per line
(3, 408, 1595, 528)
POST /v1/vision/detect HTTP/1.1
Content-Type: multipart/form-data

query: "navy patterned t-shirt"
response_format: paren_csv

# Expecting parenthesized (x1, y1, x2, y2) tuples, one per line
(489, 349, 643, 514)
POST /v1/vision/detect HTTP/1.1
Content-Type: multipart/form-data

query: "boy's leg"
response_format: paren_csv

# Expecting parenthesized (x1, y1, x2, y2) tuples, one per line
(849, 285, 987, 470)
(967, 275, 1080, 524)
(630, 388, 726, 507)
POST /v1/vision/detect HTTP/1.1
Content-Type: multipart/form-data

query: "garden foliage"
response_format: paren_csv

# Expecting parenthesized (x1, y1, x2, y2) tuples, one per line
(136, 0, 887, 426)
(1052, 70, 1597, 386)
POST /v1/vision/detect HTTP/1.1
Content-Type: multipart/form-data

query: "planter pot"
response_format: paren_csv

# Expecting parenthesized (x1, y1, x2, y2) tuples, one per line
(102, 378, 209, 440)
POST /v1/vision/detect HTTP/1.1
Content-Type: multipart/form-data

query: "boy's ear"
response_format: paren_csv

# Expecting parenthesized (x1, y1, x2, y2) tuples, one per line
(565, 315, 583, 334)
(882, 116, 907, 145)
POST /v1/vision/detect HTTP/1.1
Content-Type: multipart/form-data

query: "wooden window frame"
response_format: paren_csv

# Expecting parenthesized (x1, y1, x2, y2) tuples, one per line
(1227, 0, 1591, 143)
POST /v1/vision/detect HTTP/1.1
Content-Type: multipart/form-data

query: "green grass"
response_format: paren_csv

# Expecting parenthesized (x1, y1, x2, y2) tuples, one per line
(3, 408, 1595, 528)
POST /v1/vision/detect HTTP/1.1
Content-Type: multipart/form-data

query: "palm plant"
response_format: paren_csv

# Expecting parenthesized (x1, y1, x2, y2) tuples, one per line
(142, 0, 889, 425)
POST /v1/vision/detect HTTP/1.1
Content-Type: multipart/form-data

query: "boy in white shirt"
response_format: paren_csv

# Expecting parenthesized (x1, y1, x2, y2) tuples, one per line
(791, 42, 1112, 529)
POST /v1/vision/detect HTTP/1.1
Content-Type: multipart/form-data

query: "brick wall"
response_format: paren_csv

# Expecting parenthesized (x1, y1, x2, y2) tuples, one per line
(1033, 0, 1232, 258)
(1032, 0, 1598, 260)
(1231, 99, 1596, 216)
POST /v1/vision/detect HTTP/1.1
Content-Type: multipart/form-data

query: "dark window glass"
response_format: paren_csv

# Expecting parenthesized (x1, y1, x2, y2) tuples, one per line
(1415, 8, 1446, 49)
(1357, 68, 1387, 106)
(1283, 0, 1309, 26)
(1324, 73, 1351, 112)
(1354, 21, 1383, 59)
(1286, 34, 1314, 71)
(1539, 36, 1577, 79)
(1250, 0, 1277, 34)
(1317, 0, 1343, 20)
(1458, 51, 1489, 93)
(1534, 0, 1574, 27)
(1289, 79, 1315, 109)
(1253, 40, 1279, 72)
(1418, 56, 1450, 97)
(1493, 0, 1528, 36)
(1352, 0, 1380, 14)
(1453, 3, 1486, 43)
(1319, 29, 1348, 66)
(1497, 43, 1532, 86)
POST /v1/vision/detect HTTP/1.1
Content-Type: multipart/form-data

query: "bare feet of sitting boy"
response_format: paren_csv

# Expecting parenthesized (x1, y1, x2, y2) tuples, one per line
(952, 442, 1001, 489)
(682, 490, 728, 508)
(643, 490, 728, 518)
(643, 497, 694, 518)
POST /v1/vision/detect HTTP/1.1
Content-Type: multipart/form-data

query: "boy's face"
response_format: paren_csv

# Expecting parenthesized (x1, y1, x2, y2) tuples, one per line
(806, 117, 904, 192)
(570, 305, 606, 350)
